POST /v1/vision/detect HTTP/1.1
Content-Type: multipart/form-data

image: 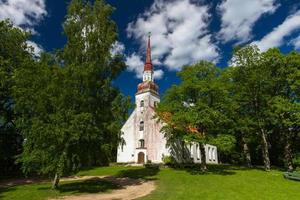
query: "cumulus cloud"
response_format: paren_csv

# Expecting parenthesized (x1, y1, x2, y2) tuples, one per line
(125, 53, 164, 80)
(252, 11, 300, 51)
(110, 41, 125, 56)
(125, 53, 144, 78)
(0, 0, 47, 32)
(153, 69, 164, 80)
(126, 0, 219, 73)
(26, 40, 43, 56)
(218, 0, 278, 43)
(0, 0, 47, 55)
(291, 35, 300, 49)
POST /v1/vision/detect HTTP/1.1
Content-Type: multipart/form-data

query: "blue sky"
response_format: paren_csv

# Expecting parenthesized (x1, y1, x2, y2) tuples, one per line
(1, 0, 300, 100)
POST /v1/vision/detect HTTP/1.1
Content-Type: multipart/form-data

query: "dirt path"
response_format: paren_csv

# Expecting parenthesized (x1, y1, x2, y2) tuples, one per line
(50, 176, 156, 200)
(1, 175, 156, 200)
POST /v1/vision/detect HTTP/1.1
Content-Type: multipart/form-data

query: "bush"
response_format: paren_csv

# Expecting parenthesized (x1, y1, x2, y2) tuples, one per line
(293, 153, 300, 169)
(163, 155, 175, 166)
(144, 163, 160, 169)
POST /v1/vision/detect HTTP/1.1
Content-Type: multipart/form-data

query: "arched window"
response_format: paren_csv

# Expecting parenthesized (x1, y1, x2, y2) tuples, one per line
(196, 144, 200, 160)
(139, 139, 145, 148)
(140, 100, 144, 107)
(212, 148, 216, 161)
(208, 147, 212, 161)
(139, 121, 144, 131)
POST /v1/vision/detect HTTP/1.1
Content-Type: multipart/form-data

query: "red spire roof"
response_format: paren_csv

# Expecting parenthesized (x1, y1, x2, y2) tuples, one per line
(144, 33, 153, 71)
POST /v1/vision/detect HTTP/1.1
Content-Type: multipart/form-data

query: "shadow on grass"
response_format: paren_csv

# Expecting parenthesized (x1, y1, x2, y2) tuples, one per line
(171, 164, 285, 176)
(116, 167, 159, 181)
(0, 186, 16, 199)
(38, 178, 119, 195)
(183, 164, 236, 176)
(36, 167, 159, 195)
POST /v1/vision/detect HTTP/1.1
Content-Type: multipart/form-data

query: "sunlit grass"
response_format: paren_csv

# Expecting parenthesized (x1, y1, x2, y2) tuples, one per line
(1, 165, 300, 200)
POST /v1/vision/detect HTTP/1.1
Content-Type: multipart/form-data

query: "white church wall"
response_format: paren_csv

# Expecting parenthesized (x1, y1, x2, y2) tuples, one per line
(117, 110, 136, 163)
(205, 144, 218, 164)
(174, 142, 218, 164)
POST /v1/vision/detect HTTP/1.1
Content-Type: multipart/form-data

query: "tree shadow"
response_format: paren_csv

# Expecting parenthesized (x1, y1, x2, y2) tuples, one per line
(0, 186, 16, 199)
(168, 140, 193, 163)
(172, 164, 283, 176)
(35, 167, 159, 195)
(38, 177, 119, 195)
(182, 164, 236, 176)
(116, 167, 159, 181)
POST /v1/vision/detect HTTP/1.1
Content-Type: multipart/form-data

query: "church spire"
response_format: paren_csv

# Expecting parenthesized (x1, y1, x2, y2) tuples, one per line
(144, 32, 153, 72)
(138, 33, 159, 94)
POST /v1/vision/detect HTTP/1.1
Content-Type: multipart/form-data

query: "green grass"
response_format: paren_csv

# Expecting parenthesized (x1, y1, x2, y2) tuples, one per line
(142, 165, 300, 200)
(0, 177, 118, 200)
(1, 165, 300, 200)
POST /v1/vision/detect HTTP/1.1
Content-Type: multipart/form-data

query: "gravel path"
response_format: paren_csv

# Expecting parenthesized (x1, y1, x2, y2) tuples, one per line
(50, 176, 156, 200)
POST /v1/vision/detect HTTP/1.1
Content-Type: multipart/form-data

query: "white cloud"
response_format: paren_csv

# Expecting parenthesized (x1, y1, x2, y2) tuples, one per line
(26, 40, 43, 56)
(291, 35, 300, 49)
(0, 0, 47, 55)
(110, 41, 125, 56)
(153, 69, 164, 80)
(127, 0, 219, 72)
(125, 53, 164, 80)
(218, 0, 278, 43)
(125, 53, 144, 78)
(252, 11, 300, 51)
(0, 0, 47, 31)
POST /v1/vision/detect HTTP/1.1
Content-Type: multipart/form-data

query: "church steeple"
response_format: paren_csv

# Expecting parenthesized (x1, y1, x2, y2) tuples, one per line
(143, 33, 154, 82)
(144, 33, 153, 71)
(137, 33, 159, 95)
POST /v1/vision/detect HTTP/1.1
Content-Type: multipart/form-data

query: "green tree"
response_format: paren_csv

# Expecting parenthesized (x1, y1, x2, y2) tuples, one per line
(231, 45, 273, 171)
(263, 49, 300, 171)
(221, 67, 255, 167)
(157, 61, 230, 171)
(0, 20, 31, 176)
(13, 0, 130, 189)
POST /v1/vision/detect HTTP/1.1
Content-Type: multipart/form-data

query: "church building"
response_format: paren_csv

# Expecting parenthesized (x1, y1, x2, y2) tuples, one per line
(117, 35, 218, 164)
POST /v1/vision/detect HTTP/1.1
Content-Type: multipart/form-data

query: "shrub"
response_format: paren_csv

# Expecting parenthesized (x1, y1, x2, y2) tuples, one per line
(163, 156, 175, 166)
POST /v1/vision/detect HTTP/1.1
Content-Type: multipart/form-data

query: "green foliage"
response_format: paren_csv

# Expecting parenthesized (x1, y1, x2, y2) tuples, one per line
(157, 61, 231, 169)
(157, 61, 229, 139)
(209, 134, 236, 155)
(292, 153, 300, 169)
(11, 0, 130, 185)
(162, 155, 175, 166)
(0, 20, 32, 176)
(158, 46, 300, 170)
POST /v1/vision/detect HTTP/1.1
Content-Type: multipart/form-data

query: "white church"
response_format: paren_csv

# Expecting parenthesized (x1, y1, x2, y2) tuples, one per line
(117, 35, 218, 164)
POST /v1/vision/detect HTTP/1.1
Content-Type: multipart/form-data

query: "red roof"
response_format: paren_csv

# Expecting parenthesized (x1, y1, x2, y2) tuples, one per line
(137, 81, 159, 94)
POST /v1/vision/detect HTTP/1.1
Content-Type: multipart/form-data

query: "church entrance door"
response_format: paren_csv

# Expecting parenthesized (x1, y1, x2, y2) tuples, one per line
(137, 152, 145, 164)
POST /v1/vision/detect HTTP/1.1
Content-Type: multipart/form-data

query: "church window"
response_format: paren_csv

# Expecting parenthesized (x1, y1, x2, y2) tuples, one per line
(208, 147, 212, 161)
(154, 101, 158, 107)
(139, 121, 144, 131)
(196, 144, 200, 160)
(139, 139, 145, 148)
(140, 100, 144, 107)
(212, 148, 216, 161)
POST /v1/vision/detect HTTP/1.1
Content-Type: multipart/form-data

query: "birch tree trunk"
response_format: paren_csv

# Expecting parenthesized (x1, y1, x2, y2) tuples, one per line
(261, 129, 271, 171)
(52, 173, 60, 190)
(200, 143, 207, 171)
(284, 133, 294, 172)
(242, 136, 252, 168)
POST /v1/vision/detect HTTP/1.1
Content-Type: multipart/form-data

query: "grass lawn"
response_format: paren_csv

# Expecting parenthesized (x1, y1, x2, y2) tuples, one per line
(1, 165, 300, 200)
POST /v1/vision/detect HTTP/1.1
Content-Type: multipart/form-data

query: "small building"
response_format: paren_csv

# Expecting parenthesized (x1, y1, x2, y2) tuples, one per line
(117, 35, 218, 164)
